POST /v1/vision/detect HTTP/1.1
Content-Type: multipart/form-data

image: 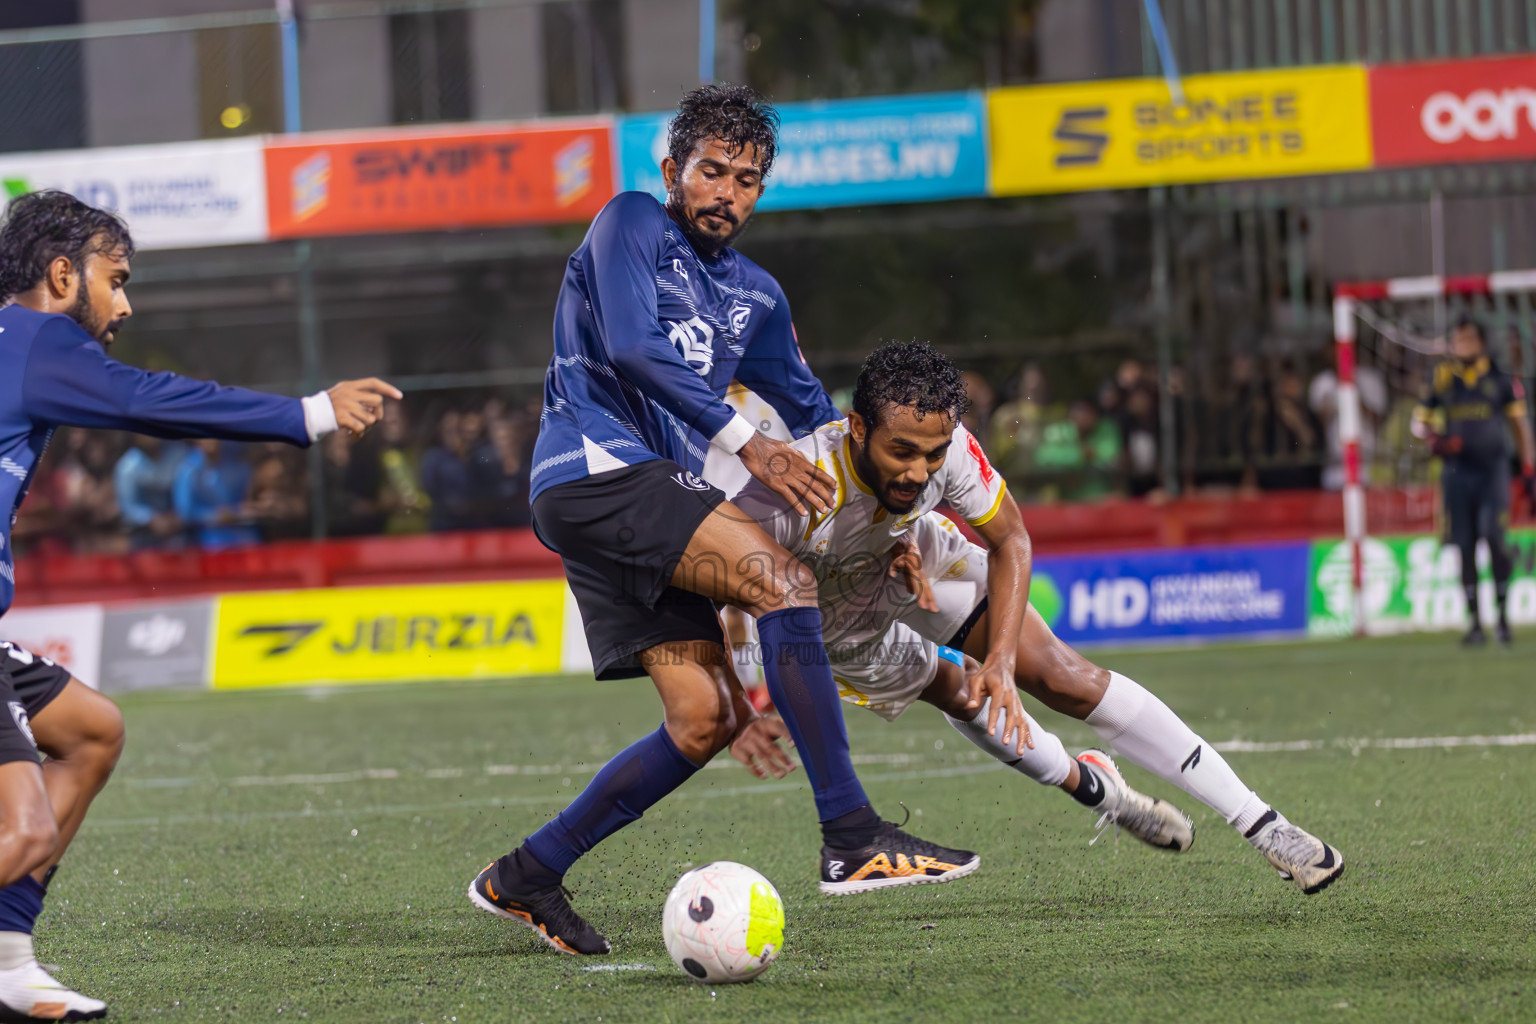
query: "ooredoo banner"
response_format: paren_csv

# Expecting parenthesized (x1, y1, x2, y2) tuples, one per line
(619, 91, 988, 211)
(988, 65, 1372, 195)
(1370, 56, 1536, 168)
(0, 138, 268, 250)
(264, 120, 614, 239)
(1027, 542, 1310, 645)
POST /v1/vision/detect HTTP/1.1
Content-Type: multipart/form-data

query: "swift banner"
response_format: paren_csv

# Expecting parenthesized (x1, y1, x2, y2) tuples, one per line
(211, 581, 566, 688)
(619, 91, 988, 211)
(0, 138, 268, 250)
(1308, 531, 1536, 636)
(1370, 56, 1536, 168)
(1027, 542, 1309, 645)
(264, 120, 613, 238)
(988, 65, 1372, 196)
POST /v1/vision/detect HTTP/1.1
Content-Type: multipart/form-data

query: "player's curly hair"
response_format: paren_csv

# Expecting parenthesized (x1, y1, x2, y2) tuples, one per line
(667, 83, 779, 180)
(853, 340, 972, 430)
(0, 190, 135, 304)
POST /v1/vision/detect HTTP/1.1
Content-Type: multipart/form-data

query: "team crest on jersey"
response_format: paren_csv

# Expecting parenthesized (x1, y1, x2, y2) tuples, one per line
(729, 300, 752, 336)
(673, 471, 711, 492)
(967, 432, 996, 485)
(7, 701, 35, 748)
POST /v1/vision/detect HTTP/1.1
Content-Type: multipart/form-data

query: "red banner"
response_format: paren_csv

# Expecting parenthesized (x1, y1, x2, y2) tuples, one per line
(1371, 56, 1536, 167)
(264, 120, 613, 239)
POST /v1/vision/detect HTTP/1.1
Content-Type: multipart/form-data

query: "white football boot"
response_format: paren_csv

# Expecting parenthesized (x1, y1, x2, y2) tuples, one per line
(1245, 809, 1345, 894)
(0, 959, 107, 1022)
(1077, 749, 1196, 852)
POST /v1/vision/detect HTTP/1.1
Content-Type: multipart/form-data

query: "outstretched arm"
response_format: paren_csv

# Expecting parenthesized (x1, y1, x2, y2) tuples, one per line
(23, 318, 398, 444)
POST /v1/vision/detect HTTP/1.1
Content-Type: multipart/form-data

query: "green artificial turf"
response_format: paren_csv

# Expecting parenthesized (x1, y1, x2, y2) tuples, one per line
(43, 633, 1536, 1023)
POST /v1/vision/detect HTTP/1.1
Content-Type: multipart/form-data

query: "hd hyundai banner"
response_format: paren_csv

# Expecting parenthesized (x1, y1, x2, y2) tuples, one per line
(0, 138, 268, 250)
(619, 91, 989, 212)
(1369, 56, 1536, 168)
(1027, 542, 1310, 645)
(264, 120, 613, 239)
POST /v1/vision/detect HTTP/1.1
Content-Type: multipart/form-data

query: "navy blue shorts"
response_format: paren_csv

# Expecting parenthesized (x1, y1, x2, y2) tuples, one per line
(533, 460, 728, 680)
(0, 640, 72, 765)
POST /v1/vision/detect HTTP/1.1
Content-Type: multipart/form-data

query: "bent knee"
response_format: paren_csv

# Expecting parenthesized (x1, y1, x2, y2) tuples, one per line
(668, 701, 738, 764)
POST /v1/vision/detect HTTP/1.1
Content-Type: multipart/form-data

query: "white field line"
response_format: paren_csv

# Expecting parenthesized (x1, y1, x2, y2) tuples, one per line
(84, 732, 1536, 832)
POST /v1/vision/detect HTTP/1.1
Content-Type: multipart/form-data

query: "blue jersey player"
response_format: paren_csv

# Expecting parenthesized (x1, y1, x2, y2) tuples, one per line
(469, 85, 979, 956)
(0, 190, 399, 1021)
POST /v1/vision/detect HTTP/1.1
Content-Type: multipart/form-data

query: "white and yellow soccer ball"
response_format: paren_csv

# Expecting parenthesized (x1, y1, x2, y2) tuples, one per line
(662, 861, 784, 983)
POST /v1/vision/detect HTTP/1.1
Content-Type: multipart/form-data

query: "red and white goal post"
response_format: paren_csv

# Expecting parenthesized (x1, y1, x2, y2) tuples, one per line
(1332, 270, 1536, 636)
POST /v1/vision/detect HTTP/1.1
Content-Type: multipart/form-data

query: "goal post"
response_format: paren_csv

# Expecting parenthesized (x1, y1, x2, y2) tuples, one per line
(1331, 271, 1536, 637)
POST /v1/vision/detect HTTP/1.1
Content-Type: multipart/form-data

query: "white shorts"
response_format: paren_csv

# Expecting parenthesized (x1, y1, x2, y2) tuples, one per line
(822, 513, 988, 721)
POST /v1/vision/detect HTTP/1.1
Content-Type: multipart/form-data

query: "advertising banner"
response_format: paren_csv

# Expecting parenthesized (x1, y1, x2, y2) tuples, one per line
(0, 138, 268, 250)
(619, 91, 988, 211)
(988, 65, 1372, 196)
(99, 599, 214, 693)
(1026, 542, 1309, 645)
(1370, 56, 1536, 168)
(0, 603, 104, 686)
(211, 581, 566, 688)
(1308, 531, 1536, 636)
(264, 120, 613, 239)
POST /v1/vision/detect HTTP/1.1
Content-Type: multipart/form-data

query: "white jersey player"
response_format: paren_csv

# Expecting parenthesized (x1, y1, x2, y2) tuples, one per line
(733, 341, 1345, 895)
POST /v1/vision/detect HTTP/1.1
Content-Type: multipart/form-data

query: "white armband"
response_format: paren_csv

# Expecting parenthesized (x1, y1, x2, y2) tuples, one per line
(710, 412, 757, 455)
(301, 391, 339, 442)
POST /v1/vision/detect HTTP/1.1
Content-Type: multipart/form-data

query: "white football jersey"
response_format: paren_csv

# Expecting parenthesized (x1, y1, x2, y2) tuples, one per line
(701, 383, 793, 497)
(730, 418, 1006, 649)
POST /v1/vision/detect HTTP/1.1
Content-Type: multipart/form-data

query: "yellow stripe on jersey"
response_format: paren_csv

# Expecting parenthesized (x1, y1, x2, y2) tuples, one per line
(843, 437, 876, 496)
(804, 452, 850, 540)
(1508, 400, 1528, 419)
(966, 483, 1008, 527)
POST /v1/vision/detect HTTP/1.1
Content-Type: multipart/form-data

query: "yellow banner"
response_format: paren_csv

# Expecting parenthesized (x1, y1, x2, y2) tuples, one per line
(988, 65, 1372, 196)
(212, 581, 566, 688)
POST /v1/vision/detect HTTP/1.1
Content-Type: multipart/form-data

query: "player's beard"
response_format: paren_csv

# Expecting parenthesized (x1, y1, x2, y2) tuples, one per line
(853, 440, 928, 514)
(66, 289, 120, 345)
(666, 190, 745, 258)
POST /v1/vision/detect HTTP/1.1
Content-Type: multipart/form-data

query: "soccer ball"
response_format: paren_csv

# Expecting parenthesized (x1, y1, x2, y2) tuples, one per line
(662, 861, 784, 983)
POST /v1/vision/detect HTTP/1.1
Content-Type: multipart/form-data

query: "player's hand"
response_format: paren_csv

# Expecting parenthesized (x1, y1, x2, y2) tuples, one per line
(1429, 433, 1463, 457)
(738, 434, 834, 516)
(963, 652, 1031, 756)
(729, 714, 796, 780)
(327, 378, 404, 436)
(889, 536, 937, 613)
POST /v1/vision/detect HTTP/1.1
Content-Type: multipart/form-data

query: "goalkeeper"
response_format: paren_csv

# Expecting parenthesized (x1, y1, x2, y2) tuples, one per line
(1414, 315, 1536, 645)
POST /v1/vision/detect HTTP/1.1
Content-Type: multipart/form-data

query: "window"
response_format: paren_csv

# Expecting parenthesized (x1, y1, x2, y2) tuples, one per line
(542, 0, 627, 114)
(390, 10, 472, 124)
(197, 25, 282, 137)
(0, 0, 84, 153)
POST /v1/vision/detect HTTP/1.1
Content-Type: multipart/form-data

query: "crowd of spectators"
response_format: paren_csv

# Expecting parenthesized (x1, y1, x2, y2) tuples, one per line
(12, 397, 538, 556)
(15, 350, 1438, 554)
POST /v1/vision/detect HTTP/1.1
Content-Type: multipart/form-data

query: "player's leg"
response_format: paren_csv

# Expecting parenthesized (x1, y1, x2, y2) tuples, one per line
(0, 647, 106, 1021)
(958, 605, 1344, 893)
(1480, 472, 1515, 644)
(1444, 469, 1486, 645)
(474, 631, 744, 955)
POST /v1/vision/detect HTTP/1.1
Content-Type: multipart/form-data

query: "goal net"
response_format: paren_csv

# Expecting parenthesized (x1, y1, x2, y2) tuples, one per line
(1321, 271, 1536, 637)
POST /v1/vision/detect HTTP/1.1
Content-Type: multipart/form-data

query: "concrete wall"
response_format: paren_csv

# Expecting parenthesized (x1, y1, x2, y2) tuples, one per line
(470, 5, 543, 120)
(300, 15, 391, 131)
(622, 0, 697, 112)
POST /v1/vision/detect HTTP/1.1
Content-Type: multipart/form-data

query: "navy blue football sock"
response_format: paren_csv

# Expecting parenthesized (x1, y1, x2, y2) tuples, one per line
(523, 724, 700, 876)
(0, 876, 44, 934)
(757, 606, 871, 822)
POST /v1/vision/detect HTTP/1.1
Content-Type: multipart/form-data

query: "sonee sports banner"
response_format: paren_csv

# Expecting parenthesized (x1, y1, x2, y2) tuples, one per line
(987, 65, 1373, 196)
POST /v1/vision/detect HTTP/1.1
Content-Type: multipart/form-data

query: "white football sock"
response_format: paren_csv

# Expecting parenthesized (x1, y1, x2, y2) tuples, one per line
(0, 933, 31, 971)
(946, 699, 1073, 787)
(1085, 672, 1269, 832)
